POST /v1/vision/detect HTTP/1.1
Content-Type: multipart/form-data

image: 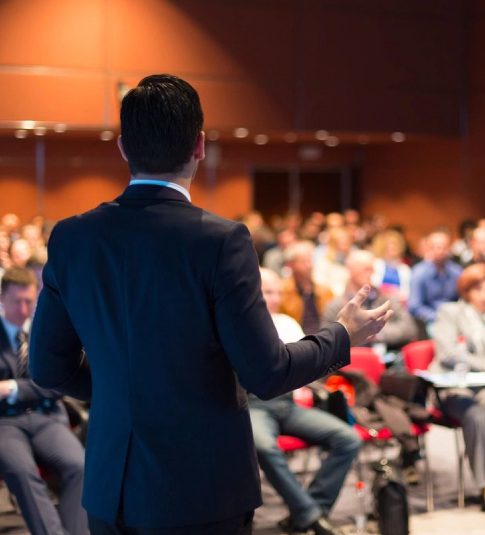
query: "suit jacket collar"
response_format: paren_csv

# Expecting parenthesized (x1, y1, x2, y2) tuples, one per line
(116, 184, 191, 204)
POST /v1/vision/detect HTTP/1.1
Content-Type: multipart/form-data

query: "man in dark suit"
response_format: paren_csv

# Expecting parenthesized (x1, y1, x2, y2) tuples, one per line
(0, 267, 87, 535)
(29, 74, 391, 535)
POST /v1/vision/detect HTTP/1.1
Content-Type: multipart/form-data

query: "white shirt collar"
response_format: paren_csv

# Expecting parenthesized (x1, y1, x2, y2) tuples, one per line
(129, 178, 191, 202)
(0, 316, 29, 350)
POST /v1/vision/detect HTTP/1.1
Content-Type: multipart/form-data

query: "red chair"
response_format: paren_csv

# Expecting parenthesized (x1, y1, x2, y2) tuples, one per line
(402, 340, 435, 372)
(401, 340, 466, 508)
(344, 346, 434, 512)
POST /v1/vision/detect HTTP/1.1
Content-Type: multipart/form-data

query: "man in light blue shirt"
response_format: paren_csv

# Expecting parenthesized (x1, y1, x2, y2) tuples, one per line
(0, 267, 87, 535)
(409, 230, 463, 330)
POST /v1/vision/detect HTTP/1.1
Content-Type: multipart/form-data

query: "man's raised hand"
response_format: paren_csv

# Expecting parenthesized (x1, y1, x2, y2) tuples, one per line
(336, 285, 393, 346)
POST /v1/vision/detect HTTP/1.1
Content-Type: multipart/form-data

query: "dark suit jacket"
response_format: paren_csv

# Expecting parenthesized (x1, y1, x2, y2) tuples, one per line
(0, 318, 63, 419)
(29, 185, 350, 528)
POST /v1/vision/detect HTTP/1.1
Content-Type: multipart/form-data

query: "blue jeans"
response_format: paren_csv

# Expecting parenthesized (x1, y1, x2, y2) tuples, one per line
(249, 398, 361, 529)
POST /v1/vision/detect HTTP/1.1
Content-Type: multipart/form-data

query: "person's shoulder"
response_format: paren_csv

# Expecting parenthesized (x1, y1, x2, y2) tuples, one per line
(411, 260, 432, 276)
(446, 259, 463, 275)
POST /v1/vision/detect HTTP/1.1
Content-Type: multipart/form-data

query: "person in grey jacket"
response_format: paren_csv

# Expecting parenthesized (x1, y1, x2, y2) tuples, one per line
(432, 263, 485, 509)
(324, 250, 418, 350)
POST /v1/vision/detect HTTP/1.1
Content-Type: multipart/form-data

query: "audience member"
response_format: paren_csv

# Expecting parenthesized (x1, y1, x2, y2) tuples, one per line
(324, 250, 417, 350)
(9, 238, 32, 269)
(464, 226, 485, 267)
(452, 219, 477, 266)
(280, 241, 334, 334)
(0, 268, 87, 534)
(313, 227, 352, 296)
(432, 264, 485, 509)
(408, 230, 462, 333)
(250, 269, 360, 535)
(262, 228, 297, 276)
(371, 229, 412, 302)
(1, 213, 20, 240)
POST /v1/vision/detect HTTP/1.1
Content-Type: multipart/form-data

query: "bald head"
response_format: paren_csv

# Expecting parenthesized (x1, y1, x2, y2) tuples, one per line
(260, 268, 282, 314)
(346, 250, 375, 290)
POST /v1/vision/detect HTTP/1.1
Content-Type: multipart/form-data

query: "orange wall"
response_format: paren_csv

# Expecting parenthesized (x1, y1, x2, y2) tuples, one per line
(0, 0, 467, 135)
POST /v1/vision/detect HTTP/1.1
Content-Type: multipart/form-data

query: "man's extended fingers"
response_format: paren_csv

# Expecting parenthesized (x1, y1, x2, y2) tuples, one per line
(348, 285, 371, 308)
(368, 300, 392, 320)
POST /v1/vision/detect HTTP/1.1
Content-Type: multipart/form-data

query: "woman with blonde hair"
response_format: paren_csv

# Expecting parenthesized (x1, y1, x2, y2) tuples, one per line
(371, 229, 412, 303)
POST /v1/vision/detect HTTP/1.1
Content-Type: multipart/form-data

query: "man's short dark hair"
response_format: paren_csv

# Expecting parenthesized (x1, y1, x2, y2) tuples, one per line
(120, 74, 204, 176)
(1, 268, 38, 294)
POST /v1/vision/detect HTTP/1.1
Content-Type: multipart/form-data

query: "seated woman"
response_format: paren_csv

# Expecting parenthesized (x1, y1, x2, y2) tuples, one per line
(371, 229, 412, 304)
(432, 263, 485, 509)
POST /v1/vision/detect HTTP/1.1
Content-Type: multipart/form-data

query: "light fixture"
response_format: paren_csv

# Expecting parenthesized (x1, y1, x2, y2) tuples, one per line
(14, 130, 28, 139)
(233, 127, 249, 139)
(100, 130, 114, 141)
(284, 132, 297, 143)
(325, 136, 340, 147)
(20, 120, 35, 130)
(357, 135, 370, 145)
(207, 130, 220, 141)
(391, 131, 406, 143)
(254, 134, 269, 145)
(34, 126, 47, 136)
(315, 130, 329, 141)
(54, 123, 67, 133)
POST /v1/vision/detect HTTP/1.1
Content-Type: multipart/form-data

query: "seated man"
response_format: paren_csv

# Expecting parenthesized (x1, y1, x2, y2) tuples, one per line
(280, 240, 334, 334)
(324, 250, 418, 351)
(249, 268, 361, 535)
(0, 268, 87, 535)
(408, 229, 462, 334)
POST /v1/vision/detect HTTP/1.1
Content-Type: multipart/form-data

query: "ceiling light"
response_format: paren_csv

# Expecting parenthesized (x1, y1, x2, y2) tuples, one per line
(20, 120, 35, 130)
(54, 123, 67, 133)
(357, 135, 370, 145)
(391, 132, 406, 143)
(325, 136, 340, 147)
(14, 130, 28, 139)
(100, 130, 114, 141)
(233, 127, 249, 139)
(284, 132, 297, 143)
(34, 126, 47, 136)
(315, 130, 329, 141)
(254, 134, 269, 145)
(207, 130, 220, 141)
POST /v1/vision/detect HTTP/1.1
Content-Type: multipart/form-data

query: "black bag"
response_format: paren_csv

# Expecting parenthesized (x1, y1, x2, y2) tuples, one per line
(372, 462, 409, 535)
(379, 369, 430, 406)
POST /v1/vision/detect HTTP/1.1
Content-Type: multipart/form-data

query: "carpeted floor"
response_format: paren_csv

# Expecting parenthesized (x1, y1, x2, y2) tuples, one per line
(1, 425, 484, 534)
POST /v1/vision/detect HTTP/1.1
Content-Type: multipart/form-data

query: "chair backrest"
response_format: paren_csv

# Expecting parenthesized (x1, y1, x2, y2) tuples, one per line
(343, 346, 385, 385)
(402, 340, 435, 372)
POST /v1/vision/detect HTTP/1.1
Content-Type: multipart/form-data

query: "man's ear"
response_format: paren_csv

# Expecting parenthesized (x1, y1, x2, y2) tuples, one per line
(193, 131, 205, 162)
(117, 135, 129, 162)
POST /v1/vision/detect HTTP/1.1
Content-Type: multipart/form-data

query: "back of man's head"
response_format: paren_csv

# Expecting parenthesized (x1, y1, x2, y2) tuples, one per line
(120, 74, 204, 176)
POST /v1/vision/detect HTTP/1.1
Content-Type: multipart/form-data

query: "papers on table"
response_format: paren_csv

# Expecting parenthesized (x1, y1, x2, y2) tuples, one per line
(415, 371, 485, 388)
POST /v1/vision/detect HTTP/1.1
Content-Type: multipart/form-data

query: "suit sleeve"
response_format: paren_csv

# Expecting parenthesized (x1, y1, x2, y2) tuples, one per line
(213, 223, 350, 400)
(29, 226, 92, 401)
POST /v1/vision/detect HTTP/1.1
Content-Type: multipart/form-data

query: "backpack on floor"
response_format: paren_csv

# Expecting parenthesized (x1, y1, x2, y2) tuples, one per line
(372, 462, 409, 535)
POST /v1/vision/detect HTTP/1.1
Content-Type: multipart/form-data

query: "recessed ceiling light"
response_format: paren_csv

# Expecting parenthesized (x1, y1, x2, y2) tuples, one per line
(100, 130, 114, 141)
(325, 136, 340, 147)
(207, 130, 220, 141)
(14, 130, 28, 139)
(391, 131, 406, 143)
(20, 120, 35, 130)
(254, 134, 269, 145)
(34, 126, 47, 136)
(54, 123, 67, 133)
(233, 127, 249, 139)
(315, 130, 329, 141)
